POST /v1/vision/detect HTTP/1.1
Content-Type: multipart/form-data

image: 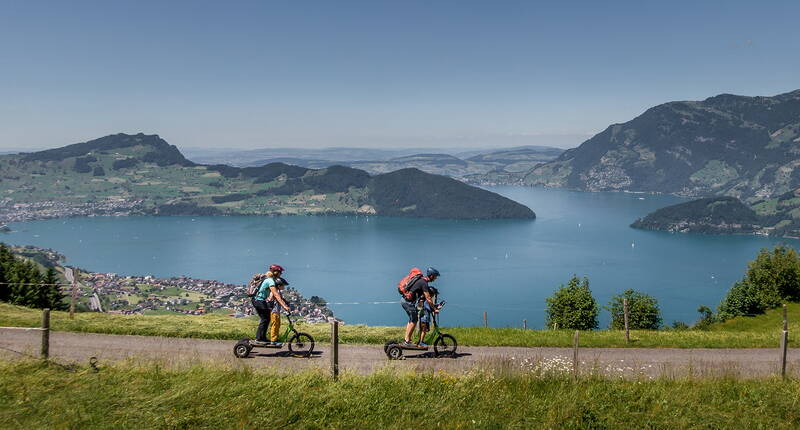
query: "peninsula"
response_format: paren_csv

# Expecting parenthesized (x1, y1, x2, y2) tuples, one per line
(0, 133, 535, 223)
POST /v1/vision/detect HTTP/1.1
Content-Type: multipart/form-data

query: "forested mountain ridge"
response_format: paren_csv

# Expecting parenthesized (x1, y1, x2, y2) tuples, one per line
(522, 89, 800, 201)
(632, 189, 800, 238)
(0, 133, 534, 221)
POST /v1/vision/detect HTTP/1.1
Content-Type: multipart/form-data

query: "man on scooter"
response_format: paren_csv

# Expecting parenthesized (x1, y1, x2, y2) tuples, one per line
(401, 267, 440, 348)
(252, 264, 290, 346)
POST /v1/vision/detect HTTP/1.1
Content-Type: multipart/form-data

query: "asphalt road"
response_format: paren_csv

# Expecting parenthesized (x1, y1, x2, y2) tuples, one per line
(2, 328, 797, 378)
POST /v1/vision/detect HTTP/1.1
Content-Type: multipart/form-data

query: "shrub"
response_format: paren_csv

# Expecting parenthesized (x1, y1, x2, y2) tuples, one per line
(694, 306, 717, 329)
(605, 289, 662, 330)
(545, 275, 598, 330)
(717, 245, 800, 320)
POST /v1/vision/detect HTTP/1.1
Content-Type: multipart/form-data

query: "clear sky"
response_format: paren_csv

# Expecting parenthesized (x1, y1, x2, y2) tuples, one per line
(1, 0, 798, 151)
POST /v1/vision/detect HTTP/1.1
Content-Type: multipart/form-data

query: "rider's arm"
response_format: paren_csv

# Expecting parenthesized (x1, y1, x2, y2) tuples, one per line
(270, 286, 290, 311)
(423, 290, 438, 313)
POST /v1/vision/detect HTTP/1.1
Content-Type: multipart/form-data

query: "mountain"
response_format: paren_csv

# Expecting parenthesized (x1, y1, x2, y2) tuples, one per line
(261, 147, 563, 178)
(0, 133, 535, 221)
(521, 89, 800, 201)
(632, 189, 800, 238)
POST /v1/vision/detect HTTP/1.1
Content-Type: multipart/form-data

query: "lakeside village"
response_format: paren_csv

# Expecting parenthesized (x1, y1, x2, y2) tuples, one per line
(7, 244, 334, 323)
(85, 272, 333, 323)
(0, 198, 144, 225)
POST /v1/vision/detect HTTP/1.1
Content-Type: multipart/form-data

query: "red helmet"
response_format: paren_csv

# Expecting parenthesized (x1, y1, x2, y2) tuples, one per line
(269, 264, 284, 273)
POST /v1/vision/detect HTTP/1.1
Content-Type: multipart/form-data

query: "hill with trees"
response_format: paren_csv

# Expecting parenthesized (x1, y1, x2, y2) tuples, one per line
(0, 133, 535, 221)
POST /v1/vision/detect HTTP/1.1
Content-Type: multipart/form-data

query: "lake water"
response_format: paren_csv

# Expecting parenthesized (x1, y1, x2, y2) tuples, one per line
(5, 187, 796, 328)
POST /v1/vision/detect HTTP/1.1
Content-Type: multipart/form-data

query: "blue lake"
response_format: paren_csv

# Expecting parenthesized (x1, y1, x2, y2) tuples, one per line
(6, 187, 796, 328)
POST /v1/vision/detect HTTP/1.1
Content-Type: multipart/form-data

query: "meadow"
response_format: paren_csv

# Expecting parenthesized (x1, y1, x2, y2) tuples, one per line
(1, 360, 799, 429)
(1, 302, 796, 348)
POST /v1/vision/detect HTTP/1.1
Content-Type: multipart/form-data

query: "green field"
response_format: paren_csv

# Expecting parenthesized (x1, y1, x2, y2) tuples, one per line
(1, 360, 798, 429)
(1, 302, 797, 348)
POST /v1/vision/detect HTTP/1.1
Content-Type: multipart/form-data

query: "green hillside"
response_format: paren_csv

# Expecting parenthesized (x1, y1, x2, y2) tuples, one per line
(632, 190, 800, 237)
(0, 133, 534, 221)
(520, 89, 800, 200)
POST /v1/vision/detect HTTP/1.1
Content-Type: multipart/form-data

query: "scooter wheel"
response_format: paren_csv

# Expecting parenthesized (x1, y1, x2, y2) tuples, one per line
(234, 340, 252, 358)
(288, 332, 315, 358)
(384, 340, 398, 354)
(434, 334, 457, 357)
(386, 345, 403, 360)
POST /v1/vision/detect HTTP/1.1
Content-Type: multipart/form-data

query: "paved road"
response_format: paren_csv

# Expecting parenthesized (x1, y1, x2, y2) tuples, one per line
(2, 328, 797, 378)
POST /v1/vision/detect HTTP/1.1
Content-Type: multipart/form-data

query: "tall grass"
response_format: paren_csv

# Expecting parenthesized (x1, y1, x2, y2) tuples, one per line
(1, 303, 797, 348)
(1, 360, 799, 429)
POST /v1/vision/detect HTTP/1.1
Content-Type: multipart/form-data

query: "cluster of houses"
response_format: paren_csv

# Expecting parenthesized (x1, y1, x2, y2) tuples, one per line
(0, 198, 144, 224)
(83, 272, 333, 322)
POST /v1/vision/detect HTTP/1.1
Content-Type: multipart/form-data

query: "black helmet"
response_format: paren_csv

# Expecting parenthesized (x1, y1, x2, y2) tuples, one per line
(426, 267, 440, 278)
(275, 277, 290, 287)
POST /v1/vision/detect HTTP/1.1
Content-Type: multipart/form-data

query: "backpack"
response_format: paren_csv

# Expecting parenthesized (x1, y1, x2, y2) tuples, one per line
(397, 267, 423, 301)
(247, 273, 269, 297)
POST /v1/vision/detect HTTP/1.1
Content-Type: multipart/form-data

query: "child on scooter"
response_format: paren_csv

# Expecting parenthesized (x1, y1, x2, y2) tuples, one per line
(416, 286, 439, 347)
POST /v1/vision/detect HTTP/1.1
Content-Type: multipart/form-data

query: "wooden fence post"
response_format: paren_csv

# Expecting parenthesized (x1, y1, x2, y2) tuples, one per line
(483, 311, 488, 328)
(523, 319, 527, 330)
(41, 308, 50, 360)
(572, 330, 579, 380)
(330, 319, 339, 381)
(781, 304, 788, 378)
(623, 298, 630, 344)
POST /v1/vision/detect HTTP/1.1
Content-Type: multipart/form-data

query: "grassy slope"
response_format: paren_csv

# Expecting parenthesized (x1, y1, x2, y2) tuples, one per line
(2, 303, 798, 348)
(1, 360, 799, 429)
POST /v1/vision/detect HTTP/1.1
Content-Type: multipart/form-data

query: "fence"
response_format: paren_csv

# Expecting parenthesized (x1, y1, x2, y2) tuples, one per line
(0, 306, 794, 380)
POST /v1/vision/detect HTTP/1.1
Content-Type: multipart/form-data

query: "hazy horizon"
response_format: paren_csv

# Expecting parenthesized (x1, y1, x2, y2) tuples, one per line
(2, 1, 799, 151)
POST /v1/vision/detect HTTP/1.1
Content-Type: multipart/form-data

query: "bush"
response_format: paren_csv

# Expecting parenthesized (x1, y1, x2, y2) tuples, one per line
(605, 289, 662, 330)
(694, 306, 717, 329)
(545, 275, 598, 330)
(717, 245, 800, 320)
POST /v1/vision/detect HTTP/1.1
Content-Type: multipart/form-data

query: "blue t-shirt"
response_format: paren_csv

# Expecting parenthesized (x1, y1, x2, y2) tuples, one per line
(255, 277, 276, 301)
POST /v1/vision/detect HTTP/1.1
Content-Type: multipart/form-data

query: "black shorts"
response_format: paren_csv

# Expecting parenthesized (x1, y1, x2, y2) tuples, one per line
(401, 300, 418, 323)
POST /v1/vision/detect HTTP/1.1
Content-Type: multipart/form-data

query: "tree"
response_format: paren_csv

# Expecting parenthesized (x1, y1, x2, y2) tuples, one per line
(717, 245, 800, 320)
(605, 289, 662, 330)
(545, 275, 598, 330)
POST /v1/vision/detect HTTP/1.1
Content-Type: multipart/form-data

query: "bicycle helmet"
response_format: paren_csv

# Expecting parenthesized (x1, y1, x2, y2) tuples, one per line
(426, 267, 440, 278)
(275, 277, 290, 287)
(269, 264, 285, 273)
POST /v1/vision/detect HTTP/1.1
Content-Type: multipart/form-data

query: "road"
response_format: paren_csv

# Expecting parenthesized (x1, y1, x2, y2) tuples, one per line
(2, 328, 797, 378)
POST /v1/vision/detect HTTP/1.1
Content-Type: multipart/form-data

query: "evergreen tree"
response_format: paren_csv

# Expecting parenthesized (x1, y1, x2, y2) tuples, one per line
(545, 275, 599, 330)
(42, 267, 66, 310)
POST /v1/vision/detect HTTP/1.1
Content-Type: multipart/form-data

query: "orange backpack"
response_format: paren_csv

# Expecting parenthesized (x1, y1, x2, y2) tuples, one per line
(398, 267, 423, 301)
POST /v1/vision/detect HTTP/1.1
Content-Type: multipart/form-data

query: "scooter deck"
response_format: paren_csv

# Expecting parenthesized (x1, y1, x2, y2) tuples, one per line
(399, 345, 429, 351)
(250, 343, 284, 349)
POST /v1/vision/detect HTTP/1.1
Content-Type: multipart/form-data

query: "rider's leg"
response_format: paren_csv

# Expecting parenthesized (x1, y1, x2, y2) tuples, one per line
(418, 321, 429, 345)
(254, 303, 270, 342)
(269, 312, 281, 343)
(404, 321, 417, 343)
(402, 301, 418, 343)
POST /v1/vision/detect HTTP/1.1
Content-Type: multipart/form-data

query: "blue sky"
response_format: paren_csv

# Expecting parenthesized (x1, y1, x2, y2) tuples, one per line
(1, 0, 798, 150)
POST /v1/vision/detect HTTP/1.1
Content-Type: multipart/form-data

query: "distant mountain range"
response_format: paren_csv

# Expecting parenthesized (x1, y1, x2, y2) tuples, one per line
(0, 133, 534, 220)
(185, 145, 564, 178)
(517, 89, 800, 201)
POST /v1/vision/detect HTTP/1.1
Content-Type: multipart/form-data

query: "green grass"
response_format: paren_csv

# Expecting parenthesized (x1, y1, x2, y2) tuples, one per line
(2, 303, 798, 348)
(1, 360, 799, 429)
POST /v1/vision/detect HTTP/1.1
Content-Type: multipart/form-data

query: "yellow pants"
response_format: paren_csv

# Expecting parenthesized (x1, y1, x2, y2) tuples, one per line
(269, 313, 281, 342)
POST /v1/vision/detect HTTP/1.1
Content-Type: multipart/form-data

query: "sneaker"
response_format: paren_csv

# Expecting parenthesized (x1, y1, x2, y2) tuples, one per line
(270, 341, 283, 347)
(400, 340, 415, 348)
(417, 342, 429, 348)
(251, 340, 268, 346)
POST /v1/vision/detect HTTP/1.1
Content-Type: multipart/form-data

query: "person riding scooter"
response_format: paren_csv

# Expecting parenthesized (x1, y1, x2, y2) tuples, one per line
(401, 267, 440, 348)
(416, 286, 440, 347)
(251, 264, 290, 346)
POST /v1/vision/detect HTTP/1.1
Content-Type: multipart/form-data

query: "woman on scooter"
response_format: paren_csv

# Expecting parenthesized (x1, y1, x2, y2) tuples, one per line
(252, 264, 290, 346)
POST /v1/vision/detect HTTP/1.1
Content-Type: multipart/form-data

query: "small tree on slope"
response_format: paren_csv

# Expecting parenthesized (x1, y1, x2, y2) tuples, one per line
(545, 275, 599, 330)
